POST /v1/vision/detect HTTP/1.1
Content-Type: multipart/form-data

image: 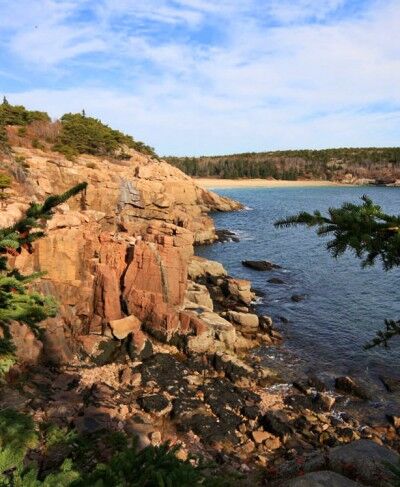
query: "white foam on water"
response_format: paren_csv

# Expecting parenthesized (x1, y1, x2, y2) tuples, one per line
(234, 229, 254, 241)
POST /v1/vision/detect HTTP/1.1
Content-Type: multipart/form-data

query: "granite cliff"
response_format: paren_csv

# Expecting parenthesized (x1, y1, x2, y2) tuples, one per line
(0, 144, 243, 365)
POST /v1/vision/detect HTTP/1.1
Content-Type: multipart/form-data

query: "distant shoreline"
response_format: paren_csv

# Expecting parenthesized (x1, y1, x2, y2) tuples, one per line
(195, 178, 350, 189)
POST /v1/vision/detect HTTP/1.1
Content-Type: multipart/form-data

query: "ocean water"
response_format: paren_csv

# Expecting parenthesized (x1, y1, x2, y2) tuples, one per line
(196, 186, 400, 398)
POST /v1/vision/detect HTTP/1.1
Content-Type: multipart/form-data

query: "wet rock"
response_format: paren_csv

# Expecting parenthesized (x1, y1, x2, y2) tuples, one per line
(280, 471, 362, 486)
(260, 411, 293, 439)
(215, 229, 240, 243)
(335, 376, 371, 400)
(291, 294, 306, 302)
(307, 374, 328, 392)
(314, 392, 336, 412)
(259, 315, 273, 333)
(293, 379, 311, 395)
(278, 316, 289, 324)
(138, 394, 172, 416)
(242, 260, 281, 271)
(285, 394, 314, 411)
(379, 375, 400, 393)
(268, 277, 285, 284)
(212, 352, 254, 382)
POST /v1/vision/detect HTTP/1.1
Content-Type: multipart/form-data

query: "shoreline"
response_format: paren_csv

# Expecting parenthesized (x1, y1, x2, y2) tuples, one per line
(195, 178, 349, 189)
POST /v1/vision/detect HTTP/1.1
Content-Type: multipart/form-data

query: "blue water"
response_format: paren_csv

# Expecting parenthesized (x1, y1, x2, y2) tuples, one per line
(197, 186, 400, 389)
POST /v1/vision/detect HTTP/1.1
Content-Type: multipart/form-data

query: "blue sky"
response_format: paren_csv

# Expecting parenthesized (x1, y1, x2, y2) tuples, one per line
(0, 0, 399, 156)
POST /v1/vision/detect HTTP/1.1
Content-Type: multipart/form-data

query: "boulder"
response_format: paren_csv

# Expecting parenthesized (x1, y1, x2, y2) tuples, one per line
(268, 277, 285, 284)
(138, 394, 172, 417)
(335, 376, 371, 400)
(225, 311, 259, 332)
(215, 229, 239, 243)
(280, 471, 362, 486)
(199, 311, 237, 350)
(291, 294, 306, 302)
(109, 315, 142, 340)
(260, 411, 293, 439)
(184, 281, 213, 310)
(379, 375, 400, 393)
(327, 440, 399, 486)
(242, 260, 281, 271)
(226, 277, 254, 305)
(212, 352, 254, 382)
(252, 430, 270, 444)
(188, 256, 227, 280)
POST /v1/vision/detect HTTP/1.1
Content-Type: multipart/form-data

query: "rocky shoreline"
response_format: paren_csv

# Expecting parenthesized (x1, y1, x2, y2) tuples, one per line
(3, 253, 400, 485)
(0, 144, 399, 485)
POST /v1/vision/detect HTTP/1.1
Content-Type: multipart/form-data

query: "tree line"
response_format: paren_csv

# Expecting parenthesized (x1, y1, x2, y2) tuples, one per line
(166, 147, 400, 181)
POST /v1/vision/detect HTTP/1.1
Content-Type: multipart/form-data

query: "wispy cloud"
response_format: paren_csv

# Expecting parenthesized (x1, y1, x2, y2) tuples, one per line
(0, 0, 399, 155)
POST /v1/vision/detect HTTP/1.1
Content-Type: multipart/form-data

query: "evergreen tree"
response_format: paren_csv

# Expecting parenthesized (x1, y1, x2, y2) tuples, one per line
(275, 195, 400, 348)
(0, 182, 87, 373)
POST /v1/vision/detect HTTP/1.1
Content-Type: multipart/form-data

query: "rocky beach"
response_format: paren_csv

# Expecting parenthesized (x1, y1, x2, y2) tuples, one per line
(0, 137, 399, 486)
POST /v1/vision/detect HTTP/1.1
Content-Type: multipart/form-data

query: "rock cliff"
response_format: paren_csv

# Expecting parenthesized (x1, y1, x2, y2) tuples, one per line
(1, 146, 242, 363)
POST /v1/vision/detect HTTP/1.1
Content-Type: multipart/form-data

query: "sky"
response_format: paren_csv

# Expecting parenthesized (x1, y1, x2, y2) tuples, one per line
(0, 0, 399, 156)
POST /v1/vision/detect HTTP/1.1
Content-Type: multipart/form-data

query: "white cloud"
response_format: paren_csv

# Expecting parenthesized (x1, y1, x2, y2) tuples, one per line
(1, 0, 399, 154)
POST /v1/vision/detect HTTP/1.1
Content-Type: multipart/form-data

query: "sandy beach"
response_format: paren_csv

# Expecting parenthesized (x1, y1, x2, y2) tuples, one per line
(195, 178, 346, 189)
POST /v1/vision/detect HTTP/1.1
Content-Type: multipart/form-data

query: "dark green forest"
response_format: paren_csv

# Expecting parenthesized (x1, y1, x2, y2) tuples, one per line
(166, 147, 400, 181)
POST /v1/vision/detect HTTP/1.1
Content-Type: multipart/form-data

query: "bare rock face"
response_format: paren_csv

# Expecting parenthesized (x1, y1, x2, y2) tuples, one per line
(3, 146, 242, 364)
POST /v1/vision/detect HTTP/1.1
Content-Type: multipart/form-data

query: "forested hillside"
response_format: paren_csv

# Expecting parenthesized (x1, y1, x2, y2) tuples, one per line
(166, 148, 400, 182)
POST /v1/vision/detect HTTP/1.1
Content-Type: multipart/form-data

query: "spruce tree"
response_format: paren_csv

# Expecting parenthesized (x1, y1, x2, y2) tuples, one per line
(0, 182, 87, 373)
(275, 195, 400, 348)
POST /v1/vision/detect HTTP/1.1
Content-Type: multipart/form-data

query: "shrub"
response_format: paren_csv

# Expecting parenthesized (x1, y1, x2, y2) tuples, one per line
(52, 144, 78, 161)
(0, 409, 38, 472)
(17, 126, 27, 137)
(32, 138, 45, 150)
(0, 101, 50, 127)
(0, 172, 11, 192)
(55, 113, 156, 158)
(86, 162, 97, 169)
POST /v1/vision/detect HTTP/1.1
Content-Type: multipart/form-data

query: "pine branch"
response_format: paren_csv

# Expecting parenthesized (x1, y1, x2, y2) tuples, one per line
(0, 182, 87, 373)
(275, 196, 400, 348)
(364, 319, 400, 349)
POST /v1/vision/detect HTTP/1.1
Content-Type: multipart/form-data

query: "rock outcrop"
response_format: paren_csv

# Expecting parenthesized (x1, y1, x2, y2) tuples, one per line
(1, 146, 241, 363)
